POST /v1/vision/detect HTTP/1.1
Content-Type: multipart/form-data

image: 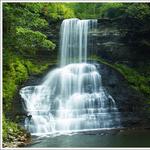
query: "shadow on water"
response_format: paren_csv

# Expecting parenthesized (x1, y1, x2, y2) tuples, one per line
(26, 128, 150, 148)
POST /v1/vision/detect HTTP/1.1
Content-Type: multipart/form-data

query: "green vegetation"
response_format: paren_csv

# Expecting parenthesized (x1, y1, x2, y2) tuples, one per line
(67, 3, 150, 22)
(3, 114, 24, 141)
(42, 3, 75, 21)
(114, 64, 150, 97)
(15, 27, 55, 54)
(3, 3, 75, 112)
(3, 52, 51, 111)
(91, 55, 150, 99)
(3, 3, 75, 145)
(126, 4, 150, 22)
(2, 2, 150, 146)
(3, 114, 31, 148)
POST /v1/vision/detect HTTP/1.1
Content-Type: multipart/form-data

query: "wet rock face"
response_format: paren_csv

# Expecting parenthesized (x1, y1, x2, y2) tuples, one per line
(92, 16, 150, 64)
(89, 16, 150, 127)
(96, 62, 148, 127)
(97, 63, 144, 112)
(96, 24, 131, 62)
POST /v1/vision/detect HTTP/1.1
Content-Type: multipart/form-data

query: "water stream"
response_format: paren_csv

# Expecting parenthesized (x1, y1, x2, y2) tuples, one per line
(20, 18, 121, 135)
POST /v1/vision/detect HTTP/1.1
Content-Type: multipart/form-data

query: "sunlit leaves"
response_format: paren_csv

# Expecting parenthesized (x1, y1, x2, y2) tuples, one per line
(15, 27, 55, 54)
(41, 3, 75, 21)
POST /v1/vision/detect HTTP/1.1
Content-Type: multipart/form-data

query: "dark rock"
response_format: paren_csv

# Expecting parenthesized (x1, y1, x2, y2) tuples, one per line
(95, 62, 148, 127)
(89, 16, 150, 128)
(92, 16, 150, 65)
(18, 142, 26, 147)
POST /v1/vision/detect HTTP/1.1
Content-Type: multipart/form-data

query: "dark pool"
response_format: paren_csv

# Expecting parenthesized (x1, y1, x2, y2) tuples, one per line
(27, 129, 150, 148)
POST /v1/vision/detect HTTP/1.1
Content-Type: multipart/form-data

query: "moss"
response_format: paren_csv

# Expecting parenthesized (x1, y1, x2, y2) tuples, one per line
(90, 55, 150, 99)
(114, 63, 150, 97)
(24, 60, 50, 74)
(89, 55, 120, 72)
(3, 52, 55, 112)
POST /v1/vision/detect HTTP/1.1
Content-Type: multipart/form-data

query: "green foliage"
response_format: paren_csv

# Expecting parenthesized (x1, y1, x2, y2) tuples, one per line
(3, 55, 28, 111)
(91, 55, 150, 98)
(41, 3, 75, 21)
(126, 4, 150, 22)
(16, 27, 55, 54)
(24, 60, 49, 74)
(3, 3, 76, 112)
(114, 64, 150, 97)
(3, 3, 55, 55)
(3, 114, 25, 142)
(67, 3, 126, 19)
(98, 3, 125, 18)
(3, 3, 48, 30)
(67, 3, 100, 19)
(67, 3, 150, 22)
(3, 78, 16, 110)
(3, 51, 52, 111)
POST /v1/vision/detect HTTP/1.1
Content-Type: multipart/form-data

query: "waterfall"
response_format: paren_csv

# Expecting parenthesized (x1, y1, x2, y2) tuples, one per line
(20, 19, 120, 135)
(59, 19, 96, 66)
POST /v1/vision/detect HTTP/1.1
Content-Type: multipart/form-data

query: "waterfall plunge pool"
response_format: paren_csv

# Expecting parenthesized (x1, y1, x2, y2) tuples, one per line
(26, 128, 150, 147)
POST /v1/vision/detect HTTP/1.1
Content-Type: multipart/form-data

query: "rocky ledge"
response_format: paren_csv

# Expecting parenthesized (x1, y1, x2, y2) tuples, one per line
(3, 129, 31, 148)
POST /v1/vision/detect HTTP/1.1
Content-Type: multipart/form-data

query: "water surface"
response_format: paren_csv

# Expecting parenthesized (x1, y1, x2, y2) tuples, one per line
(27, 129, 150, 147)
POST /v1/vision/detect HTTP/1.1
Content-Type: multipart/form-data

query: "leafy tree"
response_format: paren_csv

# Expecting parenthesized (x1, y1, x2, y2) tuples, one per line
(41, 3, 75, 21)
(3, 3, 76, 113)
(3, 3, 55, 55)
(97, 3, 125, 18)
(67, 3, 150, 22)
(15, 27, 55, 54)
(126, 4, 150, 22)
(67, 3, 102, 19)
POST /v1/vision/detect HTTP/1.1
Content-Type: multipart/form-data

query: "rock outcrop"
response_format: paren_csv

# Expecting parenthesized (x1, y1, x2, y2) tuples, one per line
(92, 16, 150, 66)
(96, 62, 148, 127)
(88, 16, 150, 127)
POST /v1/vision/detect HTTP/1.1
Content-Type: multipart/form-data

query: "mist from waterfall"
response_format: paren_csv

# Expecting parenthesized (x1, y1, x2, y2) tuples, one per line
(20, 18, 120, 135)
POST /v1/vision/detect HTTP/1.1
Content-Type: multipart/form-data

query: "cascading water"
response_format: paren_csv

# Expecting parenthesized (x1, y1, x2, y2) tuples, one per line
(59, 19, 95, 66)
(20, 18, 120, 135)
